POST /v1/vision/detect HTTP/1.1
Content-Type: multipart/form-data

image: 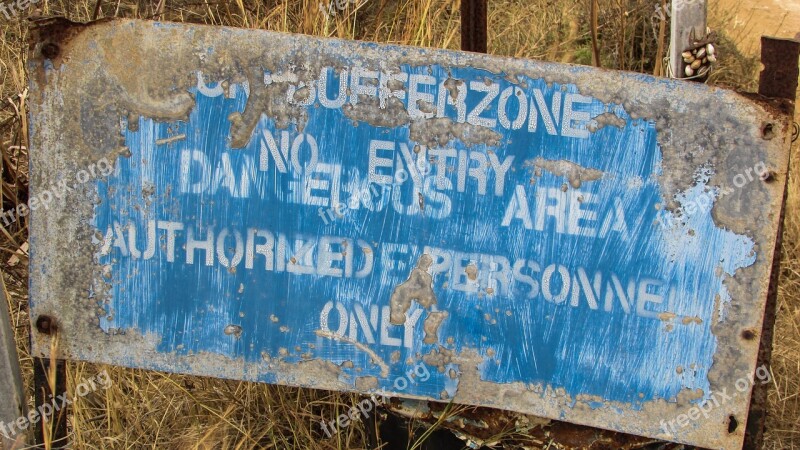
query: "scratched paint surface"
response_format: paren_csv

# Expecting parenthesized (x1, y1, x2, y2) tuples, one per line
(94, 64, 753, 402)
(27, 19, 792, 449)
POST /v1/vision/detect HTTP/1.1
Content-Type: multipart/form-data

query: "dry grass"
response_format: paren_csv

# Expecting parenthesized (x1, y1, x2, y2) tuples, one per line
(0, 0, 797, 449)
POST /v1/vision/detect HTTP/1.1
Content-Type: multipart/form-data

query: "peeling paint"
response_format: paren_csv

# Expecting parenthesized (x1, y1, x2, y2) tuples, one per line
(26, 18, 793, 450)
(389, 255, 437, 325)
(527, 157, 605, 189)
(589, 111, 627, 132)
(422, 311, 448, 344)
(315, 330, 390, 378)
(409, 117, 502, 148)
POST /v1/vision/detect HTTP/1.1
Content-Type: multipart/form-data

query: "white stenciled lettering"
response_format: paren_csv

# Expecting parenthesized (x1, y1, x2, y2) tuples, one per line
(259, 130, 319, 174)
(179, 150, 211, 194)
(502, 185, 630, 240)
(498, 86, 528, 130)
(293, 65, 597, 138)
(350, 66, 379, 105)
(368, 140, 395, 185)
(216, 228, 244, 268)
(417, 244, 675, 318)
(408, 74, 437, 119)
(562, 93, 592, 139)
(318, 67, 349, 108)
(467, 80, 499, 128)
(319, 301, 421, 348)
(245, 228, 275, 270)
(179, 150, 256, 198)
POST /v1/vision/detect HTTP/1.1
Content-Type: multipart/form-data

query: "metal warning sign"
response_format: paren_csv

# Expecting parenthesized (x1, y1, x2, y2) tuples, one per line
(27, 18, 793, 449)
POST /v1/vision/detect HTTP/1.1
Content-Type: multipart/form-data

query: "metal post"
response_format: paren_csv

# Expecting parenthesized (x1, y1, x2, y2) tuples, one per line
(460, 0, 487, 53)
(669, 0, 707, 78)
(0, 275, 26, 450)
(757, 37, 800, 100)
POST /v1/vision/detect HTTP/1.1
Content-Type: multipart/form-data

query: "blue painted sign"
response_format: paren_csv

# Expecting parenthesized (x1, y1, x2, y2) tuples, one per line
(29, 19, 790, 449)
(95, 64, 754, 402)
